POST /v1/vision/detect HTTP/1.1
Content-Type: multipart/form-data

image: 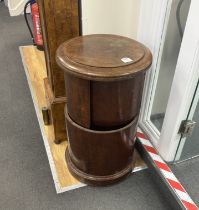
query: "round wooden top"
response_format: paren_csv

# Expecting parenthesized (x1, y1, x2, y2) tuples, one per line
(56, 34, 152, 81)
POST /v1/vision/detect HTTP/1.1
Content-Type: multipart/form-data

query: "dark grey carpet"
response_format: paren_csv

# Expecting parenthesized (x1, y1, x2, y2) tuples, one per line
(171, 158, 199, 206)
(0, 2, 197, 210)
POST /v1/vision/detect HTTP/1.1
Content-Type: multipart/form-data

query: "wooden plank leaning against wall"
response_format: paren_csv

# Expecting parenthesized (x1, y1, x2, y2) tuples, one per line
(37, 0, 81, 143)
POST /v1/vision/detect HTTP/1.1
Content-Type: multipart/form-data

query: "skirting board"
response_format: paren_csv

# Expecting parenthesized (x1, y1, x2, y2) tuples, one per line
(19, 45, 147, 194)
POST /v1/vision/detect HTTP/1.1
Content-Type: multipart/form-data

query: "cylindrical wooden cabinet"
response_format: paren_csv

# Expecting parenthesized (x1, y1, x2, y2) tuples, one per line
(56, 34, 152, 185)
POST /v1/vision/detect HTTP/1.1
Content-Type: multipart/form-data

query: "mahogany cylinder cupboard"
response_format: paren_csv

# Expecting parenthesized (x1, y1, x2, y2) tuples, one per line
(56, 34, 152, 185)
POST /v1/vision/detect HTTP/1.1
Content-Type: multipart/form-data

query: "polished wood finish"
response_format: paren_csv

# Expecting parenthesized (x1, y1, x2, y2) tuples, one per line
(56, 34, 152, 81)
(37, 0, 80, 97)
(65, 72, 145, 129)
(57, 35, 152, 129)
(20, 46, 146, 190)
(44, 78, 66, 143)
(57, 35, 152, 185)
(91, 75, 145, 129)
(61, 35, 145, 68)
(37, 0, 80, 143)
(65, 110, 137, 185)
(64, 74, 91, 128)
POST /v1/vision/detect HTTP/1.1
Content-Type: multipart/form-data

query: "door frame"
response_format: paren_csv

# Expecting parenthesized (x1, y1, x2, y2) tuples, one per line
(157, 0, 199, 162)
(137, 0, 172, 146)
(138, 0, 199, 162)
(175, 80, 199, 161)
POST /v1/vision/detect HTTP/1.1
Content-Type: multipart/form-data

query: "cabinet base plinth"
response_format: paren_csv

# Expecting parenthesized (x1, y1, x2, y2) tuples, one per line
(65, 148, 135, 186)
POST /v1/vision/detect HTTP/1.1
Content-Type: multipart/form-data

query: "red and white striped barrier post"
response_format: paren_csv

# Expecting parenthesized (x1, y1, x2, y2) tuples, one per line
(136, 128, 198, 210)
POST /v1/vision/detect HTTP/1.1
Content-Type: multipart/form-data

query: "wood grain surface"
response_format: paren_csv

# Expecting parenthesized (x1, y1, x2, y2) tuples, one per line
(57, 35, 152, 185)
(21, 46, 79, 188)
(37, 0, 80, 98)
(56, 34, 152, 81)
(20, 46, 146, 190)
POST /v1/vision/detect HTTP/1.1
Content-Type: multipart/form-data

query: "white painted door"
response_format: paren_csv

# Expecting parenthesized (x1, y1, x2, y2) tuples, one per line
(175, 80, 199, 161)
(138, 0, 199, 162)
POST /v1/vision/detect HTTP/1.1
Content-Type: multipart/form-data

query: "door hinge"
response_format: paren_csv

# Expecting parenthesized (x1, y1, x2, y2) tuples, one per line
(178, 120, 196, 138)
